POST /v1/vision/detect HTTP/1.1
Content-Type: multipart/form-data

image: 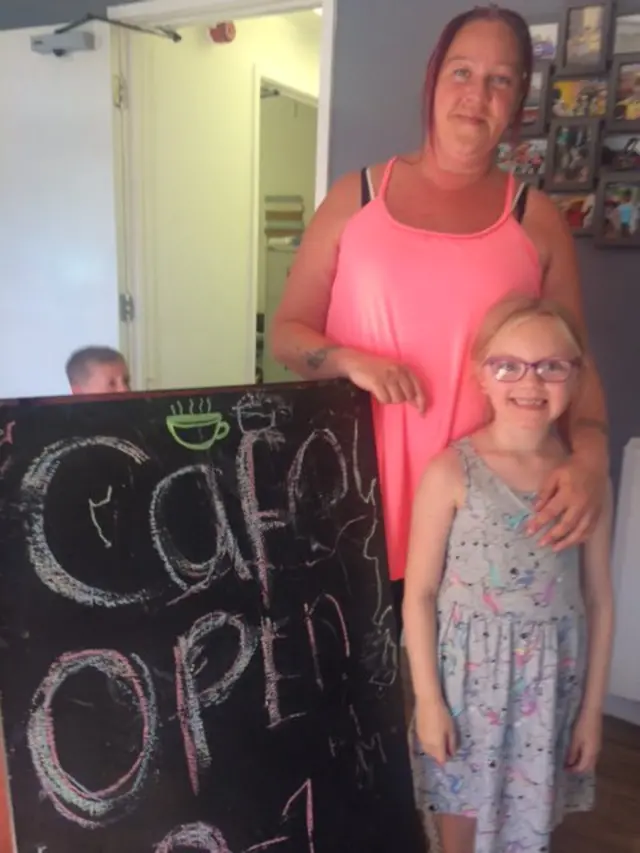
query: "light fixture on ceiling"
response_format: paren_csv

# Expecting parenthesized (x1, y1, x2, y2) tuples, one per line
(313, 7, 322, 15)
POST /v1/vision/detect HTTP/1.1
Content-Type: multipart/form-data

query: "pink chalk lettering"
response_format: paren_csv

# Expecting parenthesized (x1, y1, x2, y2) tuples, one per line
(151, 464, 249, 594)
(303, 594, 351, 690)
(27, 649, 157, 828)
(175, 612, 259, 795)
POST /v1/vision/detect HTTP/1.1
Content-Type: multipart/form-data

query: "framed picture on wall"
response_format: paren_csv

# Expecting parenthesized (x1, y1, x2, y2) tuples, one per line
(557, 1, 614, 76)
(607, 54, 640, 131)
(601, 134, 640, 170)
(497, 139, 548, 179)
(614, 14, 640, 54)
(594, 172, 640, 246)
(546, 119, 600, 191)
(551, 76, 608, 118)
(521, 64, 552, 136)
(529, 20, 560, 61)
(549, 192, 595, 235)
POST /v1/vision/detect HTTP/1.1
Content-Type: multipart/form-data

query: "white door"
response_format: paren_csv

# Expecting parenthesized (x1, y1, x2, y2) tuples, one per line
(122, 25, 261, 392)
(257, 92, 317, 385)
(120, 14, 323, 392)
(0, 22, 120, 398)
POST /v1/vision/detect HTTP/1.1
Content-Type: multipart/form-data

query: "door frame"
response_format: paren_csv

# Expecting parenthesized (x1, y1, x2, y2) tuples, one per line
(107, 0, 335, 390)
(255, 69, 318, 383)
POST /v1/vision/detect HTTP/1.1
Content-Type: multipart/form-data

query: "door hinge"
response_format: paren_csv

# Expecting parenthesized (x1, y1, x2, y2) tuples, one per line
(112, 74, 128, 109)
(119, 293, 135, 323)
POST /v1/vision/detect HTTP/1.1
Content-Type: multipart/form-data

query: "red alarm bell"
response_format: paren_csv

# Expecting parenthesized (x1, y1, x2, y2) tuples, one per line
(209, 21, 236, 44)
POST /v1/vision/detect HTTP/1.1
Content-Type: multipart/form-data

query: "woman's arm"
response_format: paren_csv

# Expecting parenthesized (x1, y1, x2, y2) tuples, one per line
(580, 479, 614, 716)
(403, 449, 463, 703)
(269, 171, 361, 379)
(524, 191, 609, 546)
(536, 194, 609, 457)
(270, 169, 427, 410)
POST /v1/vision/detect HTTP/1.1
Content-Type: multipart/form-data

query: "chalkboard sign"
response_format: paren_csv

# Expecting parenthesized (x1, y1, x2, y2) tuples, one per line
(0, 381, 422, 853)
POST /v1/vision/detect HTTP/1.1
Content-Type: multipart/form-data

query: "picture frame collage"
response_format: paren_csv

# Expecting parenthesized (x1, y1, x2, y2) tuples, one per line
(498, 2, 640, 247)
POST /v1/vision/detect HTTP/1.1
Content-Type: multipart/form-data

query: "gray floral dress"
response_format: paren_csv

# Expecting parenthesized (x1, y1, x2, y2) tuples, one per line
(410, 438, 594, 853)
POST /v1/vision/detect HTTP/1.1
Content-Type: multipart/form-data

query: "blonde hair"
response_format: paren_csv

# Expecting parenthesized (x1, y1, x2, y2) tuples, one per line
(472, 294, 587, 364)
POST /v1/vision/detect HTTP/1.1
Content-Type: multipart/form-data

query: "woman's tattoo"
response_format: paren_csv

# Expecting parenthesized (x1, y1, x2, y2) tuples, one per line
(575, 417, 609, 437)
(305, 346, 338, 370)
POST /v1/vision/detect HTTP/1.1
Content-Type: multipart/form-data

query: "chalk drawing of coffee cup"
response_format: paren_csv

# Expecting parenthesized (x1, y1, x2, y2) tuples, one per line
(166, 399, 230, 451)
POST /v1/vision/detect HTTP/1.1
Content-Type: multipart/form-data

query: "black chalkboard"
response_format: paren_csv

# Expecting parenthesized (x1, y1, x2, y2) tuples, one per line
(0, 380, 422, 853)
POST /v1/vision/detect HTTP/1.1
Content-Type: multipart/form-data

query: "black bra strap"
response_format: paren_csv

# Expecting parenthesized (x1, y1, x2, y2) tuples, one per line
(514, 183, 529, 223)
(360, 167, 372, 207)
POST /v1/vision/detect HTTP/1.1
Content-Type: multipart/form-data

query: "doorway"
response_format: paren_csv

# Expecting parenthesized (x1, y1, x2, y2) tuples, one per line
(109, 0, 333, 393)
(255, 80, 318, 384)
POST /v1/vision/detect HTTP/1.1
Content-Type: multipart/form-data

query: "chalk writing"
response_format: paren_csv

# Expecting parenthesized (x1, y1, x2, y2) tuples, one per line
(155, 823, 231, 852)
(156, 779, 314, 853)
(0, 419, 14, 449)
(0, 383, 419, 853)
(21, 437, 153, 608)
(352, 421, 398, 688)
(328, 706, 387, 791)
(150, 463, 250, 595)
(88, 486, 114, 549)
(27, 649, 157, 828)
(303, 594, 350, 690)
(175, 611, 259, 795)
(166, 399, 230, 451)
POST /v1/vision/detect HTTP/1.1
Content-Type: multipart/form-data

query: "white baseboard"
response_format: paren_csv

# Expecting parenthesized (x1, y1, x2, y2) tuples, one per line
(604, 694, 640, 726)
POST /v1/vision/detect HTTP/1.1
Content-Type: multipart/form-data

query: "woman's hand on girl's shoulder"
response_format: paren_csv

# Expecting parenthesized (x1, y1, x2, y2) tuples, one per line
(530, 455, 607, 549)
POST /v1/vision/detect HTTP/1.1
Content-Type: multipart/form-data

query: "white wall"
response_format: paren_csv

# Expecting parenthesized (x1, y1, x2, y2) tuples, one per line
(129, 12, 320, 391)
(605, 438, 640, 726)
(0, 23, 119, 398)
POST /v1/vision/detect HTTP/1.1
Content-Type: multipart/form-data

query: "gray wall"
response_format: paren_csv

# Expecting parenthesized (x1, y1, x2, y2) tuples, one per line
(330, 0, 640, 491)
(3, 0, 639, 484)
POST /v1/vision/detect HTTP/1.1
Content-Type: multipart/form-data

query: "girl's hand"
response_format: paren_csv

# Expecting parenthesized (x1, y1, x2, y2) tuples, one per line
(529, 454, 607, 550)
(415, 698, 457, 765)
(337, 350, 428, 414)
(566, 709, 602, 773)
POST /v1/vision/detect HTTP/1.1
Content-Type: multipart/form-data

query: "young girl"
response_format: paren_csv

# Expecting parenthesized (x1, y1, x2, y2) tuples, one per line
(403, 295, 614, 853)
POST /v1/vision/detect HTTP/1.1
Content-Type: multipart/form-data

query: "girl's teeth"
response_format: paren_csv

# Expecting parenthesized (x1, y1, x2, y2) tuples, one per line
(511, 399, 545, 407)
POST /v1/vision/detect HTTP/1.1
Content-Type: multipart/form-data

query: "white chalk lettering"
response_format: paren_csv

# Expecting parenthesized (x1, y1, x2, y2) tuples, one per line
(156, 780, 315, 853)
(287, 429, 348, 525)
(151, 465, 249, 595)
(236, 431, 294, 727)
(155, 822, 231, 852)
(175, 612, 259, 795)
(88, 486, 114, 549)
(27, 649, 158, 828)
(236, 432, 287, 608)
(21, 438, 152, 607)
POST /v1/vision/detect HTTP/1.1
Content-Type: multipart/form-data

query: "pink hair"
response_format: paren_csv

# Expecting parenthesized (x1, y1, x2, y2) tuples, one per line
(423, 5, 533, 140)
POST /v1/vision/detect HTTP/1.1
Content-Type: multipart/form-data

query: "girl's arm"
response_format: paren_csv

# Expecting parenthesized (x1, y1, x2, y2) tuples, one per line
(403, 449, 464, 704)
(580, 480, 615, 717)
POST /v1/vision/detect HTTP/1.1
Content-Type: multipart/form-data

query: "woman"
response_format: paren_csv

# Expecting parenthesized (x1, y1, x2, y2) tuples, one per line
(270, 6, 609, 631)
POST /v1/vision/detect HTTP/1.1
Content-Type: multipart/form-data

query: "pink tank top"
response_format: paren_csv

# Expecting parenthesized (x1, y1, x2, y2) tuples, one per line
(325, 158, 542, 581)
